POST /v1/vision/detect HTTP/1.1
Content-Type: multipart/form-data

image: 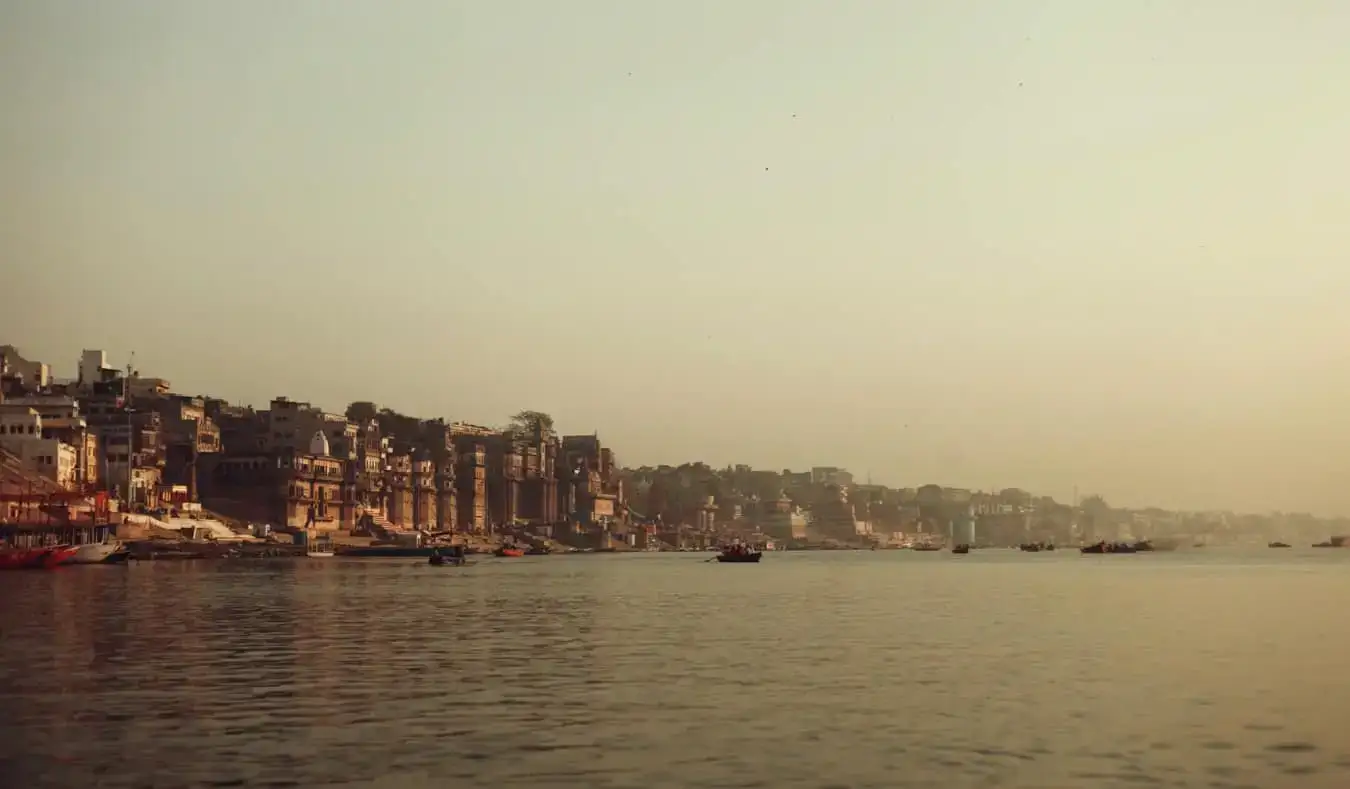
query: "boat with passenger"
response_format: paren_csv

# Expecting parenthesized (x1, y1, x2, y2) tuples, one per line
(429, 545, 468, 566)
(715, 543, 762, 563)
(1080, 541, 1138, 554)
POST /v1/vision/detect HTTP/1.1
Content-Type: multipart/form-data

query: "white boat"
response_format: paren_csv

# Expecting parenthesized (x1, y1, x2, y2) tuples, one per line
(306, 551, 335, 558)
(67, 541, 126, 564)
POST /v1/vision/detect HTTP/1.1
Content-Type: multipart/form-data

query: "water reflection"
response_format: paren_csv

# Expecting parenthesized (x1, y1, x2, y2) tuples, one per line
(0, 551, 1349, 787)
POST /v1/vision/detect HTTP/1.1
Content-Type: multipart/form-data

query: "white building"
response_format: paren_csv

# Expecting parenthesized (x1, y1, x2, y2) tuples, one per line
(0, 408, 78, 488)
(0, 345, 50, 389)
(78, 349, 120, 389)
(1, 395, 97, 487)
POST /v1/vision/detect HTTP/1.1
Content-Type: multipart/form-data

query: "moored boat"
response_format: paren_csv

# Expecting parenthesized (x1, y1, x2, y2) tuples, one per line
(1, 546, 78, 569)
(67, 541, 128, 565)
(0, 548, 39, 570)
(952, 544, 971, 554)
(494, 546, 525, 558)
(1268, 541, 1291, 548)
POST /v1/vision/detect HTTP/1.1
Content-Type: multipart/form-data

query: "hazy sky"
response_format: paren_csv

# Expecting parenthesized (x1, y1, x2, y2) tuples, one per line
(4, 1, 1349, 515)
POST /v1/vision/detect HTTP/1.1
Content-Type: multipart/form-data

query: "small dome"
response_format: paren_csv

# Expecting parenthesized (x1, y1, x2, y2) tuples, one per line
(309, 430, 330, 457)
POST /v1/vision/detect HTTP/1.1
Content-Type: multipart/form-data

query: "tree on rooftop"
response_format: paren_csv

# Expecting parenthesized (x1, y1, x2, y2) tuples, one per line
(345, 401, 378, 423)
(508, 410, 554, 439)
(1079, 494, 1110, 513)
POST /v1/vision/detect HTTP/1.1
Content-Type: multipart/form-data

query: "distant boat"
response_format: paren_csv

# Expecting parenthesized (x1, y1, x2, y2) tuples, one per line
(951, 544, 971, 554)
(1269, 541, 1291, 548)
(911, 543, 942, 552)
(1081, 541, 1137, 554)
(715, 550, 762, 563)
(494, 546, 525, 558)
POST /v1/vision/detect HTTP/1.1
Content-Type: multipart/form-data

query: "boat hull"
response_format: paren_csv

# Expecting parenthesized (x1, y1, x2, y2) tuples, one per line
(306, 551, 335, 558)
(1, 546, 80, 569)
(67, 542, 127, 565)
(1081, 542, 1137, 554)
(716, 552, 762, 563)
(494, 548, 525, 558)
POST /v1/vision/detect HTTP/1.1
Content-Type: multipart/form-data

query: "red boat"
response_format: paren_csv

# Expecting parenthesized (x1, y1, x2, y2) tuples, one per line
(494, 547, 525, 558)
(0, 545, 79, 570)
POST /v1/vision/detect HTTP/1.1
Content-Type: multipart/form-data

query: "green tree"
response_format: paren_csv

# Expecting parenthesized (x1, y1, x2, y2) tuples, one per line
(508, 410, 555, 439)
(345, 401, 378, 422)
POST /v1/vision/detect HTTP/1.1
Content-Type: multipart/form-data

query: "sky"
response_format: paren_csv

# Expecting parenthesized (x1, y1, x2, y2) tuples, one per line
(3, 1, 1349, 515)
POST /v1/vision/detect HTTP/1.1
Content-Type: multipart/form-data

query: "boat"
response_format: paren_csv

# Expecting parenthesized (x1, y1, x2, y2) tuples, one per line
(429, 548, 467, 566)
(494, 546, 525, 558)
(1132, 540, 1155, 552)
(715, 548, 762, 563)
(0, 548, 41, 570)
(911, 543, 942, 552)
(1080, 541, 1138, 554)
(951, 544, 971, 554)
(1268, 541, 1291, 548)
(0, 545, 80, 570)
(66, 541, 129, 565)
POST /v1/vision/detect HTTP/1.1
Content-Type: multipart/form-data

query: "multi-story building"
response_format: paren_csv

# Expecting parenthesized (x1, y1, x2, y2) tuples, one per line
(155, 395, 222, 501)
(0, 345, 50, 390)
(0, 395, 98, 488)
(266, 397, 357, 457)
(0, 408, 78, 489)
(450, 426, 490, 532)
(384, 452, 413, 527)
(516, 432, 560, 525)
(561, 435, 624, 525)
(77, 350, 117, 389)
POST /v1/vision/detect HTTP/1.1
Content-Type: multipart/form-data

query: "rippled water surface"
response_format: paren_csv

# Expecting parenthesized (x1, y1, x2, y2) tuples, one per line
(4, 549, 1350, 788)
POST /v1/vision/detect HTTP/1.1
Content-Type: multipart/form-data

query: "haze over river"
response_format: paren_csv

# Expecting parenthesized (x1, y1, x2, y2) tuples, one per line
(3, 550, 1349, 788)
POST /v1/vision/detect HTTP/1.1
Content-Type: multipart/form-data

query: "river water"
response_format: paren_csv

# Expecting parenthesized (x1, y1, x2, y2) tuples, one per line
(2, 549, 1349, 788)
